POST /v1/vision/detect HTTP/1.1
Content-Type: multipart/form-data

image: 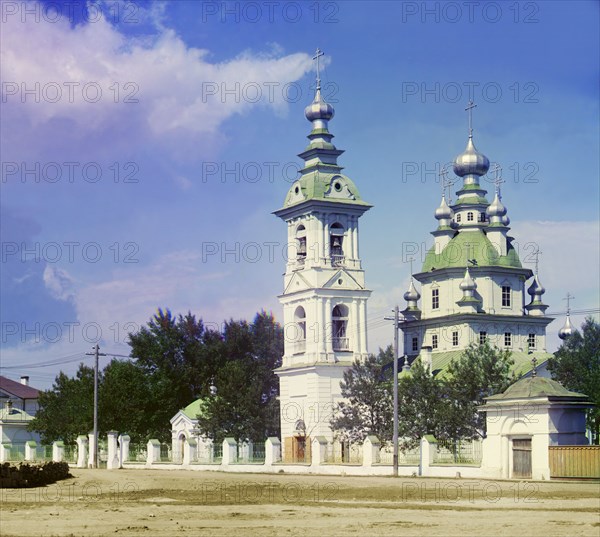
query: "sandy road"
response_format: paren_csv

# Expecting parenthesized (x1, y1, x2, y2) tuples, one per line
(1, 469, 598, 536)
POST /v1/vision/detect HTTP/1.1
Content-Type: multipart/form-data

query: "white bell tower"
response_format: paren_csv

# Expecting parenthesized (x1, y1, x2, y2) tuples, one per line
(273, 49, 371, 460)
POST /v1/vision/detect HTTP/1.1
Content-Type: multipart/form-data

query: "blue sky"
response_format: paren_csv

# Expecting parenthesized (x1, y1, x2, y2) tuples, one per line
(1, 0, 599, 388)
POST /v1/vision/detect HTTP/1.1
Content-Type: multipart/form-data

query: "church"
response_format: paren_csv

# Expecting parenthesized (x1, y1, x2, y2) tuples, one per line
(273, 51, 556, 458)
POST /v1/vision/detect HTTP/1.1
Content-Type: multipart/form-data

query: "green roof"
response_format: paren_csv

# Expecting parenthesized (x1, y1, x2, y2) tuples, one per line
(486, 376, 589, 401)
(408, 350, 552, 380)
(181, 398, 206, 420)
(282, 170, 371, 209)
(422, 229, 522, 272)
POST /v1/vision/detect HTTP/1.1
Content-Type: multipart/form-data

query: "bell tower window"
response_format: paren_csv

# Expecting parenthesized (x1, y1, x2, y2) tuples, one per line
(467, 212, 474, 222)
(502, 285, 511, 307)
(296, 225, 307, 266)
(330, 223, 345, 267)
(332, 304, 349, 351)
(293, 306, 306, 354)
(456, 214, 462, 223)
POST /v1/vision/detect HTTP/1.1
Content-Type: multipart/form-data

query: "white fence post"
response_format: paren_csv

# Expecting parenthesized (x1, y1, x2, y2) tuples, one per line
(107, 431, 119, 469)
(363, 435, 380, 467)
(0, 444, 11, 462)
(222, 438, 237, 466)
(87, 433, 96, 468)
(118, 434, 130, 467)
(76, 435, 88, 468)
(146, 439, 160, 465)
(52, 441, 65, 462)
(311, 436, 328, 466)
(265, 437, 281, 466)
(420, 435, 437, 477)
(25, 441, 37, 461)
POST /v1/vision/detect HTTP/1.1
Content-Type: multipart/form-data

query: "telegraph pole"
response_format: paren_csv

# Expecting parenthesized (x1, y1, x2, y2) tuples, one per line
(385, 305, 400, 477)
(86, 344, 106, 468)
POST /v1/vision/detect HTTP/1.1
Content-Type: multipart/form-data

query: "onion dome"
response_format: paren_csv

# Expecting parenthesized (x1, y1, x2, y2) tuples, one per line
(404, 278, 421, 302)
(558, 314, 574, 340)
(527, 274, 546, 298)
(459, 266, 477, 291)
(453, 137, 490, 177)
(434, 195, 454, 220)
(487, 191, 507, 218)
(304, 88, 334, 122)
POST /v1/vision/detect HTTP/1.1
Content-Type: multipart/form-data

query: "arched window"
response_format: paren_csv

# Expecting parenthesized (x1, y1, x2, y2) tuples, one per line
(293, 306, 306, 353)
(296, 225, 306, 265)
(456, 214, 462, 223)
(330, 223, 345, 266)
(479, 212, 487, 222)
(467, 212, 474, 222)
(332, 304, 349, 351)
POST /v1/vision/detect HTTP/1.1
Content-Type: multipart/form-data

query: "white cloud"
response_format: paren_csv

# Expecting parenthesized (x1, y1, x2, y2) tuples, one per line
(1, 3, 313, 142)
(43, 265, 75, 301)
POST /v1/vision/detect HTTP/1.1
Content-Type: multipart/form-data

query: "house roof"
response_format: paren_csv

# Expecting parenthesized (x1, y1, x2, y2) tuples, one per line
(0, 406, 34, 423)
(0, 376, 40, 400)
(181, 398, 207, 420)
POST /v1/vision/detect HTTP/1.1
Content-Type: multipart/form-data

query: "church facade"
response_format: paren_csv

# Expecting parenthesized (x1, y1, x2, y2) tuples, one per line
(400, 105, 554, 377)
(273, 52, 371, 459)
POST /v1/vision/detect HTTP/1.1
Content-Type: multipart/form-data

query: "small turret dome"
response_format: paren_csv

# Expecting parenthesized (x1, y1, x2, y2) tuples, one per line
(434, 196, 453, 220)
(459, 266, 477, 291)
(558, 315, 574, 340)
(487, 191, 507, 218)
(453, 137, 490, 177)
(404, 279, 421, 302)
(527, 274, 545, 297)
(304, 89, 334, 122)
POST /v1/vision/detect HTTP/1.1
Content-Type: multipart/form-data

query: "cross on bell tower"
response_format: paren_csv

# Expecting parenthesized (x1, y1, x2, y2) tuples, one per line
(465, 99, 477, 138)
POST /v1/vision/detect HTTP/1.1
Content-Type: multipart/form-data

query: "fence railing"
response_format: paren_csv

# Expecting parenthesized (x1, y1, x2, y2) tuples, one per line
(127, 444, 147, 463)
(35, 445, 53, 461)
(64, 445, 78, 463)
(324, 442, 363, 464)
(433, 440, 482, 465)
(7, 444, 26, 461)
(378, 445, 420, 465)
(233, 443, 266, 464)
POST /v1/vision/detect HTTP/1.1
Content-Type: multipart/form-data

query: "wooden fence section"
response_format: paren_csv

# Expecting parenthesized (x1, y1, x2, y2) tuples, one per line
(549, 446, 600, 479)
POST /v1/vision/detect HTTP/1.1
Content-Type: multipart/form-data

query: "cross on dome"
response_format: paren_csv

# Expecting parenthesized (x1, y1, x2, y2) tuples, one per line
(313, 48, 325, 91)
(465, 100, 477, 138)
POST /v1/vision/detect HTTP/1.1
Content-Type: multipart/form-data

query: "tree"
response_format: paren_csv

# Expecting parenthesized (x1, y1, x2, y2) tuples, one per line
(397, 359, 444, 449)
(195, 312, 283, 443)
(440, 341, 515, 442)
(29, 364, 95, 444)
(29, 359, 153, 444)
(329, 347, 394, 443)
(548, 317, 600, 443)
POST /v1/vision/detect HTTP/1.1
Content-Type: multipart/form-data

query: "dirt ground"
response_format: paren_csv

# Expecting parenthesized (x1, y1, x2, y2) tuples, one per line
(0, 469, 598, 537)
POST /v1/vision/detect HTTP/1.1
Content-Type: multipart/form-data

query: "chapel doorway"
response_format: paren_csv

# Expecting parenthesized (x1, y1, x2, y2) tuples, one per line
(512, 438, 532, 479)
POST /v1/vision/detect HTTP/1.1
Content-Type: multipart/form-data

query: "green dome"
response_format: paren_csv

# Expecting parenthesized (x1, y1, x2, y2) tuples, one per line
(282, 170, 370, 209)
(422, 229, 522, 272)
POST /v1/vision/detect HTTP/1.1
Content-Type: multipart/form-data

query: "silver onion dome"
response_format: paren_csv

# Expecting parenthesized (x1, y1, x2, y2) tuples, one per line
(304, 89, 335, 122)
(434, 196, 453, 220)
(459, 266, 477, 291)
(527, 274, 545, 297)
(404, 279, 421, 302)
(558, 314, 574, 340)
(453, 137, 490, 177)
(487, 191, 507, 218)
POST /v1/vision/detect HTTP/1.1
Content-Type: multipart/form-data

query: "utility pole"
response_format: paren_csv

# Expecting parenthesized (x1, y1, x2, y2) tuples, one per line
(86, 344, 106, 468)
(385, 305, 400, 477)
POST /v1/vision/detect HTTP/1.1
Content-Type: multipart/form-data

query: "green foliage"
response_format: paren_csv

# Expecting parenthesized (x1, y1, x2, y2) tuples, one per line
(29, 365, 95, 444)
(440, 341, 515, 442)
(329, 347, 394, 443)
(397, 359, 444, 449)
(548, 317, 600, 443)
(31, 308, 283, 445)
